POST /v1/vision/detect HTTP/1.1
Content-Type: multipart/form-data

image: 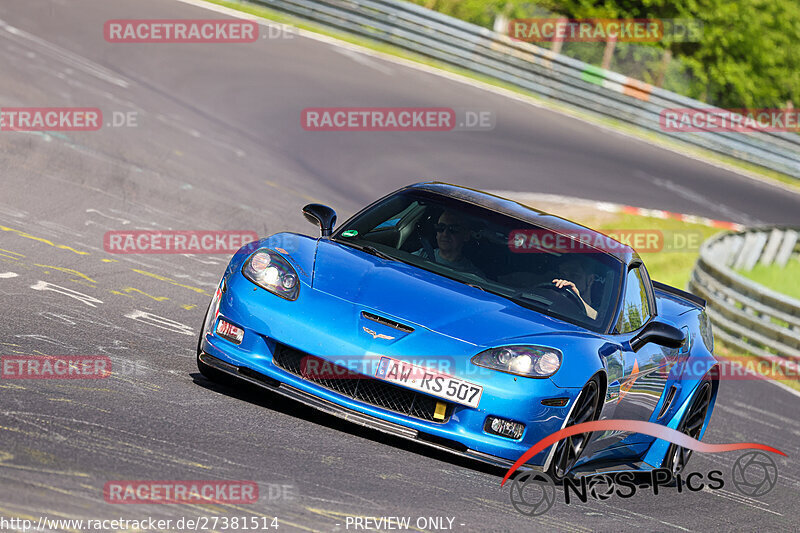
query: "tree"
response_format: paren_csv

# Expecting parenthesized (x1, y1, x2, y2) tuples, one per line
(410, 0, 800, 109)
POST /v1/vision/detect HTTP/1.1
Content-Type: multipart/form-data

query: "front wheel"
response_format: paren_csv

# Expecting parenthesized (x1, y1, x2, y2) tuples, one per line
(196, 302, 233, 385)
(547, 376, 602, 481)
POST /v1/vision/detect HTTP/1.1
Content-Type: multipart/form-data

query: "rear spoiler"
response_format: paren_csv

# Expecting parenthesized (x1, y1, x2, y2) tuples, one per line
(652, 281, 706, 308)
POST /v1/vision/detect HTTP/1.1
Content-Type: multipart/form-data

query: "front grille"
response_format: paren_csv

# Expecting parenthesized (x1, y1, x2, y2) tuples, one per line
(273, 345, 450, 423)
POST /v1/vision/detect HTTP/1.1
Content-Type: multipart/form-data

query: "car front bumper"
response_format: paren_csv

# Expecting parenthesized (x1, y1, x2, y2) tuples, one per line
(199, 271, 582, 468)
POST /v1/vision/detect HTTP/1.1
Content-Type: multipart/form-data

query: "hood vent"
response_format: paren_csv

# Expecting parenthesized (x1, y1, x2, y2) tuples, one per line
(361, 311, 414, 333)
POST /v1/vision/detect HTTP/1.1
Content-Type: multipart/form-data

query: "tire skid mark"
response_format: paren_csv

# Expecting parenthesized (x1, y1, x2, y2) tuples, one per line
(701, 486, 782, 517)
(109, 287, 169, 301)
(0, 18, 129, 87)
(592, 506, 693, 532)
(0, 411, 273, 475)
(33, 264, 96, 284)
(2, 256, 204, 326)
(0, 248, 25, 260)
(0, 225, 90, 255)
(461, 496, 588, 532)
(0, 413, 212, 472)
(130, 268, 210, 295)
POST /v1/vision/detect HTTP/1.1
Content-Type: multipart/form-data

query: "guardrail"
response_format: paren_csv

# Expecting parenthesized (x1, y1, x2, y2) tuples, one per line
(252, 0, 800, 178)
(688, 228, 800, 361)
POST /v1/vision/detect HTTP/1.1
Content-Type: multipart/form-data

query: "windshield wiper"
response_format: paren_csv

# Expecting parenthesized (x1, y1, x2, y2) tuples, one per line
(361, 245, 396, 261)
(338, 240, 397, 261)
(504, 292, 551, 310)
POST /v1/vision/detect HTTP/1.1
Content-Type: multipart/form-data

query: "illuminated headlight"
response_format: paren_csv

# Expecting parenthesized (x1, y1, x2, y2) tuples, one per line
(242, 249, 300, 300)
(471, 346, 562, 378)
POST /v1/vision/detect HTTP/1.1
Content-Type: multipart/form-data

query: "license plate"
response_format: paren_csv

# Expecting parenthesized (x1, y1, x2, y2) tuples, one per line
(374, 356, 482, 408)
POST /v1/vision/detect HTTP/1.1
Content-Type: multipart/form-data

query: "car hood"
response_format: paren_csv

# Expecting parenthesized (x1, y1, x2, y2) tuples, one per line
(311, 240, 586, 346)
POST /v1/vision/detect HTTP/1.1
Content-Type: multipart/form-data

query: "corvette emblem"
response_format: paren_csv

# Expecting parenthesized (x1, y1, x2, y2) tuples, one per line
(362, 327, 395, 340)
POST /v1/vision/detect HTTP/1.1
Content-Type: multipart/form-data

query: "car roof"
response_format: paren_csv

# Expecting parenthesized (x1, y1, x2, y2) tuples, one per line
(404, 181, 636, 264)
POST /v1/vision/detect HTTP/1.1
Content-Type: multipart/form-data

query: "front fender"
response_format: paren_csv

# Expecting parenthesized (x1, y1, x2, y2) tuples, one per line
(528, 332, 611, 389)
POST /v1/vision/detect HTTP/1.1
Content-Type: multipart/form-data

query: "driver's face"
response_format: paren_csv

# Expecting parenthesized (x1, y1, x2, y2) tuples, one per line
(435, 212, 469, 256)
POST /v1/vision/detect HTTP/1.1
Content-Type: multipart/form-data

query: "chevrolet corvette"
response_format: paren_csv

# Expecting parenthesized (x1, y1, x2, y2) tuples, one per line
(197, 182, 719, 479)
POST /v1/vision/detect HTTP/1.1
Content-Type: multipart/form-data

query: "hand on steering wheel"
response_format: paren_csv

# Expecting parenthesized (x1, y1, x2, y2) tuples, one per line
(532, 281, 587, 315)
(552, 279, 581, 297)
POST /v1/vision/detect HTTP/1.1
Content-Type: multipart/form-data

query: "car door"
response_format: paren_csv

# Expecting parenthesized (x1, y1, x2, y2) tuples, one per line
(582, 262, 669, 460)
(613, 263, 670, 430)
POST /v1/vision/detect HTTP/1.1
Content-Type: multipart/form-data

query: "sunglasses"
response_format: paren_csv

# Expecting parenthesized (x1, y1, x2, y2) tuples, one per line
(434, 223, 465, 234)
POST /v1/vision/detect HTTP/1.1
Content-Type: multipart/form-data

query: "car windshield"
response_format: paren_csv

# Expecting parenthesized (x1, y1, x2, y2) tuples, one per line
(332, 190, 624, 332)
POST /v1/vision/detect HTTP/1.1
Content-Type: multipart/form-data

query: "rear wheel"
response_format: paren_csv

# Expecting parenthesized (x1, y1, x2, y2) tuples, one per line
(664, 377, 713, 475)
(548, 376, 602, 481)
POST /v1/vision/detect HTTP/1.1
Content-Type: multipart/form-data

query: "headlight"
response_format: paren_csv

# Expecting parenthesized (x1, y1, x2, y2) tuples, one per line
(471, 345, 562, 378)
(698, 310, 714, 353)
(242, 248, 300, 300)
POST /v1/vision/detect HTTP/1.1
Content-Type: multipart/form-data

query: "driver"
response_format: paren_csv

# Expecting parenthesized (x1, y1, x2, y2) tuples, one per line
(551, 257, 598, 319)
(414, 210, 484, 278)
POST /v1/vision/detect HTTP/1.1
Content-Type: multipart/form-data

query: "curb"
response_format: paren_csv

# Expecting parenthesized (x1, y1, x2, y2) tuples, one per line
(488, 190, 745, 231)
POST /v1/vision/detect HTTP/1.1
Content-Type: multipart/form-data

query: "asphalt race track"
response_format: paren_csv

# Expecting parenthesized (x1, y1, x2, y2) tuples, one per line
(0, 0, 798, 531)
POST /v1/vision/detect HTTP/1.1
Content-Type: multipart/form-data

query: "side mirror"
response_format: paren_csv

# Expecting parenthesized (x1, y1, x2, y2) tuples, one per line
(302, 203, 337, 238)
(629, 319, 686, 352)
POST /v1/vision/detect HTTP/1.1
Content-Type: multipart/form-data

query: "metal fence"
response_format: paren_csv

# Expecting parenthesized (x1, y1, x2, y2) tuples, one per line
(689, 228, 800, 361)
(253, 0, 800, 179)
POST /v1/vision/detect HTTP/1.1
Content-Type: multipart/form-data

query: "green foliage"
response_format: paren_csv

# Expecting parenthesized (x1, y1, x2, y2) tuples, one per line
(408, 0, 800, 108)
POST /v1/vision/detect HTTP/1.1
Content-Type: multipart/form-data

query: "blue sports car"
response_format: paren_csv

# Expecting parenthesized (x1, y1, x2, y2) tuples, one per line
(197, 183, 719, 479)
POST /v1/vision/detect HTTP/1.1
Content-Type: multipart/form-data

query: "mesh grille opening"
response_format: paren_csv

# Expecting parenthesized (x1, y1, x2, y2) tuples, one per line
(273, 345, 451, 423)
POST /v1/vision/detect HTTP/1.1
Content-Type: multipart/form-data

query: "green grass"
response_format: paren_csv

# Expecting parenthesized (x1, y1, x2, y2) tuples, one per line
(203, 0, 800, 194)
(737, 260, 800, 300)
(588, 214, 722, 289)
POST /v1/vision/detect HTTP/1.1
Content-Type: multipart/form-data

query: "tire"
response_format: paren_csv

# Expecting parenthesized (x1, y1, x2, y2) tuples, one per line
(196, 301, 233, 385)
(663, 376, 713, 475)
(547, 375, 602, 481)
